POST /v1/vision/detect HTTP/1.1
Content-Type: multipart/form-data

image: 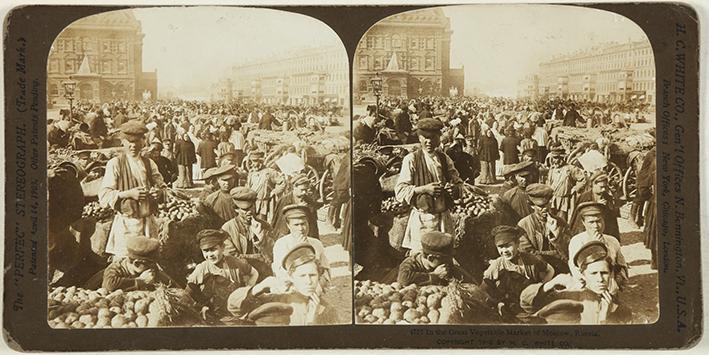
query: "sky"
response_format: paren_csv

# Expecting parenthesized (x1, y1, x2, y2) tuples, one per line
(442, 4, 650, 97)
(132, 7, 343, 99)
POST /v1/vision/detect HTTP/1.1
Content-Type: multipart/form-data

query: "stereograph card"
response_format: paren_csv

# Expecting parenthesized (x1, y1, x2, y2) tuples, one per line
(2, 1, 702, 351)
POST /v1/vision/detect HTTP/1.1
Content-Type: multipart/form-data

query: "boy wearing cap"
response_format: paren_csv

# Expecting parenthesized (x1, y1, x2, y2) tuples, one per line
(204, 164, 239, 223)
(519, 241, 632, 324)
(546, 147, 586, 223)
(99, 120, 167, 257)
(568, 202, 628, 293)
(186, 229, 259, 322)
(574, 171, 620, 239)
(85, 236, 174, 292)
(221, 187, 273, 261)
(394, 117, 464, 253)
(396, 231, 470, 287)
(481, 226, 554, 316)
(271, 204, 330, 284)
(228, 243, 338, 325)
(518, 183, 571, 274)
(272, 173, 322, 240)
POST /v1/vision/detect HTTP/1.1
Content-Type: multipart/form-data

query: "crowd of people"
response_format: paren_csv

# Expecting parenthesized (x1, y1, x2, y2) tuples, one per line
(353, 95, 656, 324)
(47, 98, 350, 326)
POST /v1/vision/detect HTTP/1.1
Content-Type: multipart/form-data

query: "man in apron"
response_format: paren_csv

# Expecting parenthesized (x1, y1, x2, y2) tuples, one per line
(394, 118, 463, 253)
(246, 150, 283, 222)
(98, 120, 166, 258)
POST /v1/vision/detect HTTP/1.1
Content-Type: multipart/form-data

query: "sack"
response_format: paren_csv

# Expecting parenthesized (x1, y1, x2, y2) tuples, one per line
(414, 193, 449, 214)
(388, 213, 409, 252)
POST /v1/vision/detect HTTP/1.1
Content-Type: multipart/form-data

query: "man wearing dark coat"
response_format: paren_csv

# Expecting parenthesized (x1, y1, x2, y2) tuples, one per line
(563, 104, 582, 127)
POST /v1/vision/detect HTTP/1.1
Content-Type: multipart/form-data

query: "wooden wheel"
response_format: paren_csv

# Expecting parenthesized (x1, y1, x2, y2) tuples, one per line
(605, 162, 623, 198)
(319, 169, 335, 205)
(623, 165, 638, 201)
(303, 164, 321, 200)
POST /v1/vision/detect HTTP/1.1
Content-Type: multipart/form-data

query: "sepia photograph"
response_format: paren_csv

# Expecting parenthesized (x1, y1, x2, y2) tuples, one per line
(352, 5, 658, 325)
(45, 7, 352, 328)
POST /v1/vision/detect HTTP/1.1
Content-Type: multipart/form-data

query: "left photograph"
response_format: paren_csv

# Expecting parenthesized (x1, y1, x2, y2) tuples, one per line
(46, 7, 352, 327)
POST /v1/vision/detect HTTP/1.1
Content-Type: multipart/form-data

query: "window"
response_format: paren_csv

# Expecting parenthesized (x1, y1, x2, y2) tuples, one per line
(366, 36, 373, 48)
(117, 61, 127, 74)
(66, 40, 74, 52)
(425, 57, 434, 71)
(56, 40, 64, 51)
(411, 57, 419, 71)
(411, 38, 418, 49)
(102, 41, 110, 53)
(374, 36, 382, 49)
(102, 60, 112, 74)
(49, 59, 59, 73)
(426, 38, 434, 50)
(49, 83, 59, 96)
(392, 34, 401, 48)
(359, 56, 368, 70)
(359, 80, 368, 91)
(374, 56, 382, 70)
(118, 41, 126, 53)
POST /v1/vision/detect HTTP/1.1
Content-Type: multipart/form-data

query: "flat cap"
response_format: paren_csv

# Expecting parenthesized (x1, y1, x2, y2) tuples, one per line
(549, 146, 566, 157)
(282, 203, 309, 220)
(125, 236, 159, 263)
(196, 229, 227, 250)
(416, 118, 444, 136)
(576, 201, 605, 218)
(573, 240, 608, 268)
(248, 151, 265, 160)
(491, 225, 521, 245)
(504, 160, 534, 177)
(282, 242, 317, 271)
(421, 231, 454, 257)
(526, 183, 554, 206)
(230, 187, 257, 209)
(119, 120, 148, 138)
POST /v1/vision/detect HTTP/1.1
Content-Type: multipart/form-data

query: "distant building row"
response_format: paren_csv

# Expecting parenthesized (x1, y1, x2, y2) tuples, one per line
(518, 40, 656, 103)
(213, 46, 349, 107)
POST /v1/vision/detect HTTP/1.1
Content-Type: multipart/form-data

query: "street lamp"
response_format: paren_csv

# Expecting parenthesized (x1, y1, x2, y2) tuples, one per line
(370, 72, 382, 119)
(62, 79, 77, 115)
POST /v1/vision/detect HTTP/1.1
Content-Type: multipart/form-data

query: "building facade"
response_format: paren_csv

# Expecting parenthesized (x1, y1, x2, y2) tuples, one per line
(353, 8, 464, 102)
(523, 40, 655, 103)
(47, 11, 158, 107)
(227, 45, 348, 107)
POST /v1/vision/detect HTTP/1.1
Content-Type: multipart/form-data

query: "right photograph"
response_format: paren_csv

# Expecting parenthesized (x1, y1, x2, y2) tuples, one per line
(352, 5, 658, 325)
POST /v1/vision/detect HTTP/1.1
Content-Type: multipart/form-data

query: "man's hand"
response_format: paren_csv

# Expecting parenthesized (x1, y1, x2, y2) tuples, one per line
(252, 276, 278, 295)
(416, 182, 443, 196)
(546, 215, 560, 237)
(138, 269, 156, 284)
(121, 187, 147, 200)
(543, 273, 573, 292)
(431, 264, 449, 279)
(592, 230, 604, 241)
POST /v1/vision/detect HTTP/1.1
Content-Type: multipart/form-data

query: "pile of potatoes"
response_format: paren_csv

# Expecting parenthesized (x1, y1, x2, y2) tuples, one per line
(47, 286, 171, 329)
(452, 192, 494, 218)
(354, 280, 450, 325)
(380, 197, 410, 215)
(81, 201, 115, 221)
(157, 196, 199, 222)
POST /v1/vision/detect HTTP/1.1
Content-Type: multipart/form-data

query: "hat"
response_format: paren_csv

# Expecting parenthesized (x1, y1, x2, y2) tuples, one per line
(589, 171, 609, 184)
(230, 187, 257, 209)
(575, 201, 605, 218)
(282, 204, 309, 220)
(196, 229, 227, 250)
(119, 120, 148, 141)
(281, 242, 317, 270)
(491, 225, 521, 245)
(420, 231, 454, 257)
(211, 164, 236, 179)
(248, 151, 265, 161)
(202, 167, 218, 181)
(416, 118, 444, 137)
(549, 146, 566, 157)
(573, 240, 609, 268)
(291, 174, 310, 188)
(125, 236, 159, 263)
(526, 183, 554, 206)
(503, 160, 534, 177)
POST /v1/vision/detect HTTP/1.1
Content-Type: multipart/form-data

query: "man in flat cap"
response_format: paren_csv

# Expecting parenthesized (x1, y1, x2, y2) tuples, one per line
(517, 183, 571, 274)
(221, 187, 273, 261)
(228, 243, 338, 325)
(546, 146, 586, 223)
(85, 236, 174, 292)
(246, 150, 284, 222)
(146, 138, 177, 186)
(186, 229, 259, 323)
(519, 240, 632, 324)
(99, 120, 167, 257)
(272, 173, 322, 240)
(567, 202, 628, 294)
(204, 164, 239, 223)
(445, 133, 480, 184)
(481, 225, 554, 318)
(396, 231, 471, 287)
(394, 117, 463, 253)
(573, 170, 620, 239)
(500, 160, 536, 223)
(271, 204, 330, 284)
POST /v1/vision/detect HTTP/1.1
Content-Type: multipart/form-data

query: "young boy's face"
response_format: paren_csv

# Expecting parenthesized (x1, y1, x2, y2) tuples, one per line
(581, 259, 611, 294)
(496, 240, 519, 261)
(289, 262, 319, 297)
(287, 217, 309, 238)
(582, 215, 605, 235)
(201, 244, 226, 265)
(421, 253, 445, 270)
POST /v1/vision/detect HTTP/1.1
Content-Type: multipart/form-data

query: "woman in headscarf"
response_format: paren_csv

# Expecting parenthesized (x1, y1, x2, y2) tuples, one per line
(174, 129, 197, 188)
(477, 126, 499, 184)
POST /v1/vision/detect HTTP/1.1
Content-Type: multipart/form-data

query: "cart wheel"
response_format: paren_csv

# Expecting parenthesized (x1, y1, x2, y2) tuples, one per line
(319, 169, 335, 205)
(605, 162, 623, 197)
(303, 164, 321, 199)
(622, 165, 638, 201)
